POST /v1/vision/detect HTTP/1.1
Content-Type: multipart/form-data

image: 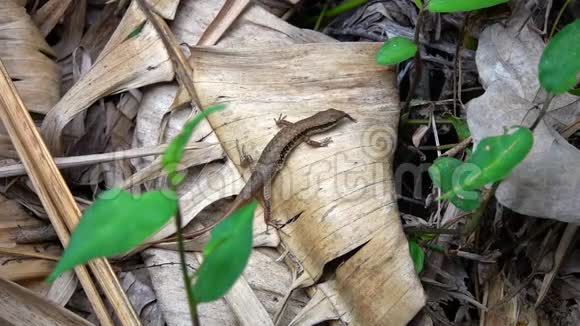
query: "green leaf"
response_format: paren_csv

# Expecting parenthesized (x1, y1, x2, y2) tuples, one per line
(444, 114, 471, 141)
(429, 157, 481, 211)
(428, 0, 508, 12)
(440, 127, 534, 199)
(125, 20, 147, 41)
(162, 104, 225, 186)
(539, 20, 580, 94)
(408, 240, 425, 274)
(191, 201, 257, 303)
(47, 188, 178, 282)
(569, 86, 580, 96)
(376, 37, 417, 65)
(414, 0, 423, 10)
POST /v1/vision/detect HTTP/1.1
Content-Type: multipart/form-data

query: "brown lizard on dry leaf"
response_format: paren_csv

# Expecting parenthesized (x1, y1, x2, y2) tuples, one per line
(176, 108, 356, 241)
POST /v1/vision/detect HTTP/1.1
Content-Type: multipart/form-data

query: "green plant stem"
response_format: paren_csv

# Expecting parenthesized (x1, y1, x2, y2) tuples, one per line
(314, 2, 328, 31)
(530, 93, 554, 131)
(171, 184, 199, 325)
(419, 143, 457, 151)
(548, 0, 573, 39)
(462, 181, 500, 237)
(402, 8, 427, 113)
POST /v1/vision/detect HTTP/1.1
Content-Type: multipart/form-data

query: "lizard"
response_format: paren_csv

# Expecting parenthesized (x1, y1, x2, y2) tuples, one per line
(174, 108, 356, 241)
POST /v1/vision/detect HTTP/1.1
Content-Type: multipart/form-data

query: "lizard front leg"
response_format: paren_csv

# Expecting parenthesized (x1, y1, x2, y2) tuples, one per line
(235, 139, 255, 169)
(274, 113, 292, 128)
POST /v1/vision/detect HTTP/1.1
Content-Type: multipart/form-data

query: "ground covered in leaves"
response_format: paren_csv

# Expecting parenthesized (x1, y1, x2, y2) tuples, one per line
(0, 0, 579, 325)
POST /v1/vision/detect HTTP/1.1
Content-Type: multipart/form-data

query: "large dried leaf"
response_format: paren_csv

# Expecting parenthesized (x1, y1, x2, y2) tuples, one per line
(467, 10, 580, 222)
(40, 0, 180, 154)
(132, 0, 424, 324)
(0, 0, 60, 114)
(187, 42, 423, 324)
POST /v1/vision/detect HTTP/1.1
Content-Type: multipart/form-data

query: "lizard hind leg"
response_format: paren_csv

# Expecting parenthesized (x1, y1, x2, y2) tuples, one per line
(305, 137, 333, 147)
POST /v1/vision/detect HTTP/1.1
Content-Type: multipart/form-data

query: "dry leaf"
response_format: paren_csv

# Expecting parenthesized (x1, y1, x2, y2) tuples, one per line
(32, 0, 74, 36)
(0, 0, 60, 114)
(481, 273, 519, 326)
(143, 248, 238, 325)
(117, 271, 164, 325)
(176, 42, 422, 324)
(144, 248, 304, 325)
(412, 125, 430, 147)
(466, 10, 580, 223)
(0, 255, 56, 281)
(54, 0, 87, 59)
(0, 277, 93, 326)
(41, 0, 180, 154)
(288, 281, 350, 325)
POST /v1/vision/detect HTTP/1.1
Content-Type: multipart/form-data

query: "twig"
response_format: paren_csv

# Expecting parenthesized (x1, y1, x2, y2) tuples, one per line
(490, 225, 559, 309)
(442, 136, 472, 157)
(452, 14, 469, 114)
(543, 0, 553, 35)
(530, 93, 554, 131)
(548, 0, 573, 39)
(535, 223, 578, 306)
(402, 8, 427, 113)
(0, 246, 60, 261)
(0, 58, 127, 326)
(196, 0, 250, 46)
(0, 143, 212, 178)
(137, 0, 202, 109)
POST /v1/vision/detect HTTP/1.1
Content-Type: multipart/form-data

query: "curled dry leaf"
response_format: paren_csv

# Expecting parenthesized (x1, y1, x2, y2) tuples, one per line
(40, 0, 180, 154)
(186, 42, 424, 325)
(32, 0, 74, 37)
(0, 0, 60, 114)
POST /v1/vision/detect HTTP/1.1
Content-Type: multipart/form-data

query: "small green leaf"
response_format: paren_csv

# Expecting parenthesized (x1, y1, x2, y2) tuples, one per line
(569, 86, 580, 96)
(47, 188, 178, 282)
(440, 127, 533, 199)
(414, 0, 423, 10)
(408, 240, 425, 274)
(429, 157, 481, 211)
(428, 0, 508, 12)
(376, 37, 417, 65)
(125, 20, 147, 41)
(539, 20, 580, 94)
(191, 201, 257, 303)
(444, 114, 471, 141)
(163, 104, 225, 186)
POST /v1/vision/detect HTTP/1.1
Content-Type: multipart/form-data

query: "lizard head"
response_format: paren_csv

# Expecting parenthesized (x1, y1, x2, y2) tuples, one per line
(319, 108, 357, 123)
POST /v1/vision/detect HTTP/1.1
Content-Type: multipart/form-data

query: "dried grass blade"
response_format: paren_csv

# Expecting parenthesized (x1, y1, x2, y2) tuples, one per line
(197, 0, 251, 46)
(0, 59, 137, 325)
